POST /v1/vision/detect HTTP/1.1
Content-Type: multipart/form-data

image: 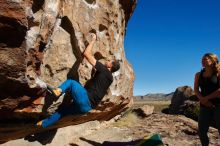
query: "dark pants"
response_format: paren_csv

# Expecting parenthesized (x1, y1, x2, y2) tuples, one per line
(42, 79, 92, 128)
(198, 106, 220, 146)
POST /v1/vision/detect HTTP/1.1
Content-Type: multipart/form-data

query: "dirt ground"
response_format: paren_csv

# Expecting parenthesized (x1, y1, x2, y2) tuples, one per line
(2, 101, 220, 146)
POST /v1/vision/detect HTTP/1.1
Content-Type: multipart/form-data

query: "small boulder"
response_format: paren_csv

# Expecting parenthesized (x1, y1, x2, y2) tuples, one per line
(132, 105, 154, 118)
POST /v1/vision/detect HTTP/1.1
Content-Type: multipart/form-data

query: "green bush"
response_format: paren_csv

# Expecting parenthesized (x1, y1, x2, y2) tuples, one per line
(183, 102, 199, 121)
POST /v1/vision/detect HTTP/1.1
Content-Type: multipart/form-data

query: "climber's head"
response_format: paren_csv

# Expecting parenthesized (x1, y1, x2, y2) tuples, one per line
(105, 59, 120, 73)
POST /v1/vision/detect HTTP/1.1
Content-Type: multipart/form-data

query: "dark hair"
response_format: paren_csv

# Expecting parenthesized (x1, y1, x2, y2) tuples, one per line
(111, 60, 120, 73)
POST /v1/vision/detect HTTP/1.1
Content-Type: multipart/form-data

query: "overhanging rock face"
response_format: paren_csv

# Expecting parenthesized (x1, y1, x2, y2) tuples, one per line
(0, 0, 136, 142)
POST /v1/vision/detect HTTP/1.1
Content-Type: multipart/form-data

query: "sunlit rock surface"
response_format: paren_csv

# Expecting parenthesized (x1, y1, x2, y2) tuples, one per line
(0, 0, 136, 142)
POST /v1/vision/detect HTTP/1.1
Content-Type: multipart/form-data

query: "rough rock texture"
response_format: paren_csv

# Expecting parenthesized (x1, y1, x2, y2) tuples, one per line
(2, 113, 220, 146)
(132, 105, 154, 117)
(0, 0, 136, 143)
(0, 95, 130, 143)
(169, 86, 196, 114)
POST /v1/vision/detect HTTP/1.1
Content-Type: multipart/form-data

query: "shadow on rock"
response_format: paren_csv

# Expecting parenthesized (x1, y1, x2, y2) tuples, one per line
(24, 129, 57, 145)
(161, 107, 170, 114)
(75, 137, 164, 146)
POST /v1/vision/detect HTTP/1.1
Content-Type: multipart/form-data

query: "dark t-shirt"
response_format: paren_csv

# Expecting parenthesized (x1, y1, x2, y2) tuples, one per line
(85, 61, 113, 108)
(199, 69, 220, 106)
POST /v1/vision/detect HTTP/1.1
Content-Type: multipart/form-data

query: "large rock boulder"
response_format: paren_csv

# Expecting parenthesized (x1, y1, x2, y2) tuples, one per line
(169, 86, 195, 114)
(0, 0, 136, 142)
(169, 86, 201, 122)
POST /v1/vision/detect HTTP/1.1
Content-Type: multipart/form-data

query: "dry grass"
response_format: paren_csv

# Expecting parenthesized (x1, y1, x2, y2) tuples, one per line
(113, 100, 170, 127)
(113, 111, 139, 127)
(134, 100, 171, 113)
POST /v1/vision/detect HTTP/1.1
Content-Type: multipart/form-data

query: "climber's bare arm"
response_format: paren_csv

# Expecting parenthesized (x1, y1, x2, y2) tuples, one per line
(83, 33, 97, 67)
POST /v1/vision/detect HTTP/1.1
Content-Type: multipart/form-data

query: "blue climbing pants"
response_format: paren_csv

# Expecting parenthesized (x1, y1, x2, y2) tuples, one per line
(42, 79, 92, 128)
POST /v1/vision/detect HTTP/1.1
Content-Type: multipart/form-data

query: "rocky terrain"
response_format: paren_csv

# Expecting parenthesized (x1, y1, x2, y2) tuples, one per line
(1, 86, 219, 146)
(0, 0, 219, 145)
(0, 0, 136, 143)
(2, 105, 219, 146)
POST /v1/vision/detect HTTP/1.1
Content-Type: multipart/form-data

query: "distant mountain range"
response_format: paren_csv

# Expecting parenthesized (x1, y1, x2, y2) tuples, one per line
(134, 92, 174, 101)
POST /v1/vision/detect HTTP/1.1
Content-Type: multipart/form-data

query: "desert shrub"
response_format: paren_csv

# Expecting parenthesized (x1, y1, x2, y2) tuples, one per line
(183, 102, 199, 121)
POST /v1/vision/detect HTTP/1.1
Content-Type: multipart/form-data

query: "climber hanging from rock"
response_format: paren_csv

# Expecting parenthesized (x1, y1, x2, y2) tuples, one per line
(36, 33, 120, 128)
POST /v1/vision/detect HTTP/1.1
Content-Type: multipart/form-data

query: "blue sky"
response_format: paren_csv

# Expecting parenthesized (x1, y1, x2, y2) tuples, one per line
(124, 0, 220, 95)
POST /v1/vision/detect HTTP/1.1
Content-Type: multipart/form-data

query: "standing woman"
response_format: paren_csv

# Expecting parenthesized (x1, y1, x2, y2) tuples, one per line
(194, 53, 220, 146)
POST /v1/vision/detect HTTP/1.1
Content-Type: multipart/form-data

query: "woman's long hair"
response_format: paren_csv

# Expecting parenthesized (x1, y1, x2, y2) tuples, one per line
(203, 53, 220, 75)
